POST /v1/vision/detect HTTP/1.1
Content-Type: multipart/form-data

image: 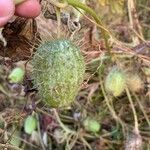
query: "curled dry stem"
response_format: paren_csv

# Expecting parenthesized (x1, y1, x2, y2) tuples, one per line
(52, 109, 76, 135)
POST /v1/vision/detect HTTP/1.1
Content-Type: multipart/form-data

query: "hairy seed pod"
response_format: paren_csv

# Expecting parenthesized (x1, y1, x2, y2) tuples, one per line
(83, 117, 101, 133)
(32, 39, 85, 107)
(126, 73, 143, 93)
(24, 115, 37, 135)
(8, 67, 25, 83)
(105, 67, 126, 97)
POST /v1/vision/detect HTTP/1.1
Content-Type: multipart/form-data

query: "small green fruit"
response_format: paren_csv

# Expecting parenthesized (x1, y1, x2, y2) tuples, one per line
(24, 115, 37, 135)
(105, 67, 126, 97)
(8, 67, 25, 83)
(32, 39, 85, 107)
(83, 117, 100, 133)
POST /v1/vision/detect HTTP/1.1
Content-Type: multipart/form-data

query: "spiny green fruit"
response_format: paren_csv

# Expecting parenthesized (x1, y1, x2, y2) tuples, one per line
(24, 115, 37, 135)
(83, 117, 100, 133)
(105, 67, 126, 97)
(8, 67, 25, 83)
(32, 39, 85, 107)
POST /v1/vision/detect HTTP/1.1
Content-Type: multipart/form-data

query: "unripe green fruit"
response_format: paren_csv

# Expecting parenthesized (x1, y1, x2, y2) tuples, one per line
(8, 67, 25, 83)
(105, 67, 126, 97)
(83, 117, 100, 133)
(24, 115, 37, 135)
(32, 39, 85, 107)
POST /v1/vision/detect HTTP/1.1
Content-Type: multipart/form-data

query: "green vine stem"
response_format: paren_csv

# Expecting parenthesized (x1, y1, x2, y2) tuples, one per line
(53, 109, 76, 134)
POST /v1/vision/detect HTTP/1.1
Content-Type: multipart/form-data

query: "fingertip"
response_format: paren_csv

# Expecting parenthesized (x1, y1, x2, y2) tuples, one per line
(0, 0, 15, 27)
(15, 0, 41, 18)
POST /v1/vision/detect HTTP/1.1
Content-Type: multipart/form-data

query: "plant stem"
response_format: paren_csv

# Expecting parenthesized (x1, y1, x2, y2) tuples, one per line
(55, 7, 61, 38)
(133, 93, 150, 127)
(125, 88, 139, 134)
(66, 0, 110, 54)
(100, 79, 126, 136)
(53, 109, 76, 134)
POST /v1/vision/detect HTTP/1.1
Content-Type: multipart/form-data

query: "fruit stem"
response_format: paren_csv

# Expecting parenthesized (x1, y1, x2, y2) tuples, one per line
(100, 79, 126, 136)
(125, 88, 139, 134)
(55, 7, 61, 38)
(53, 109, 76, 134)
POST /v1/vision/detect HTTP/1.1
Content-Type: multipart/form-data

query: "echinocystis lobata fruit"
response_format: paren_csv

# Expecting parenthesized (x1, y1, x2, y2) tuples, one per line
(8, 67, 25, 83)
(105, 67, 126, 97)
(32, 39, 85, 107)
(83, 117, 101, 133)
(24, 115, 37, 135)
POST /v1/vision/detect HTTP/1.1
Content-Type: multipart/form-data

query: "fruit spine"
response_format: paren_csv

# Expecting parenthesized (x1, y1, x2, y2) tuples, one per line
(32, 39, 85, 107)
